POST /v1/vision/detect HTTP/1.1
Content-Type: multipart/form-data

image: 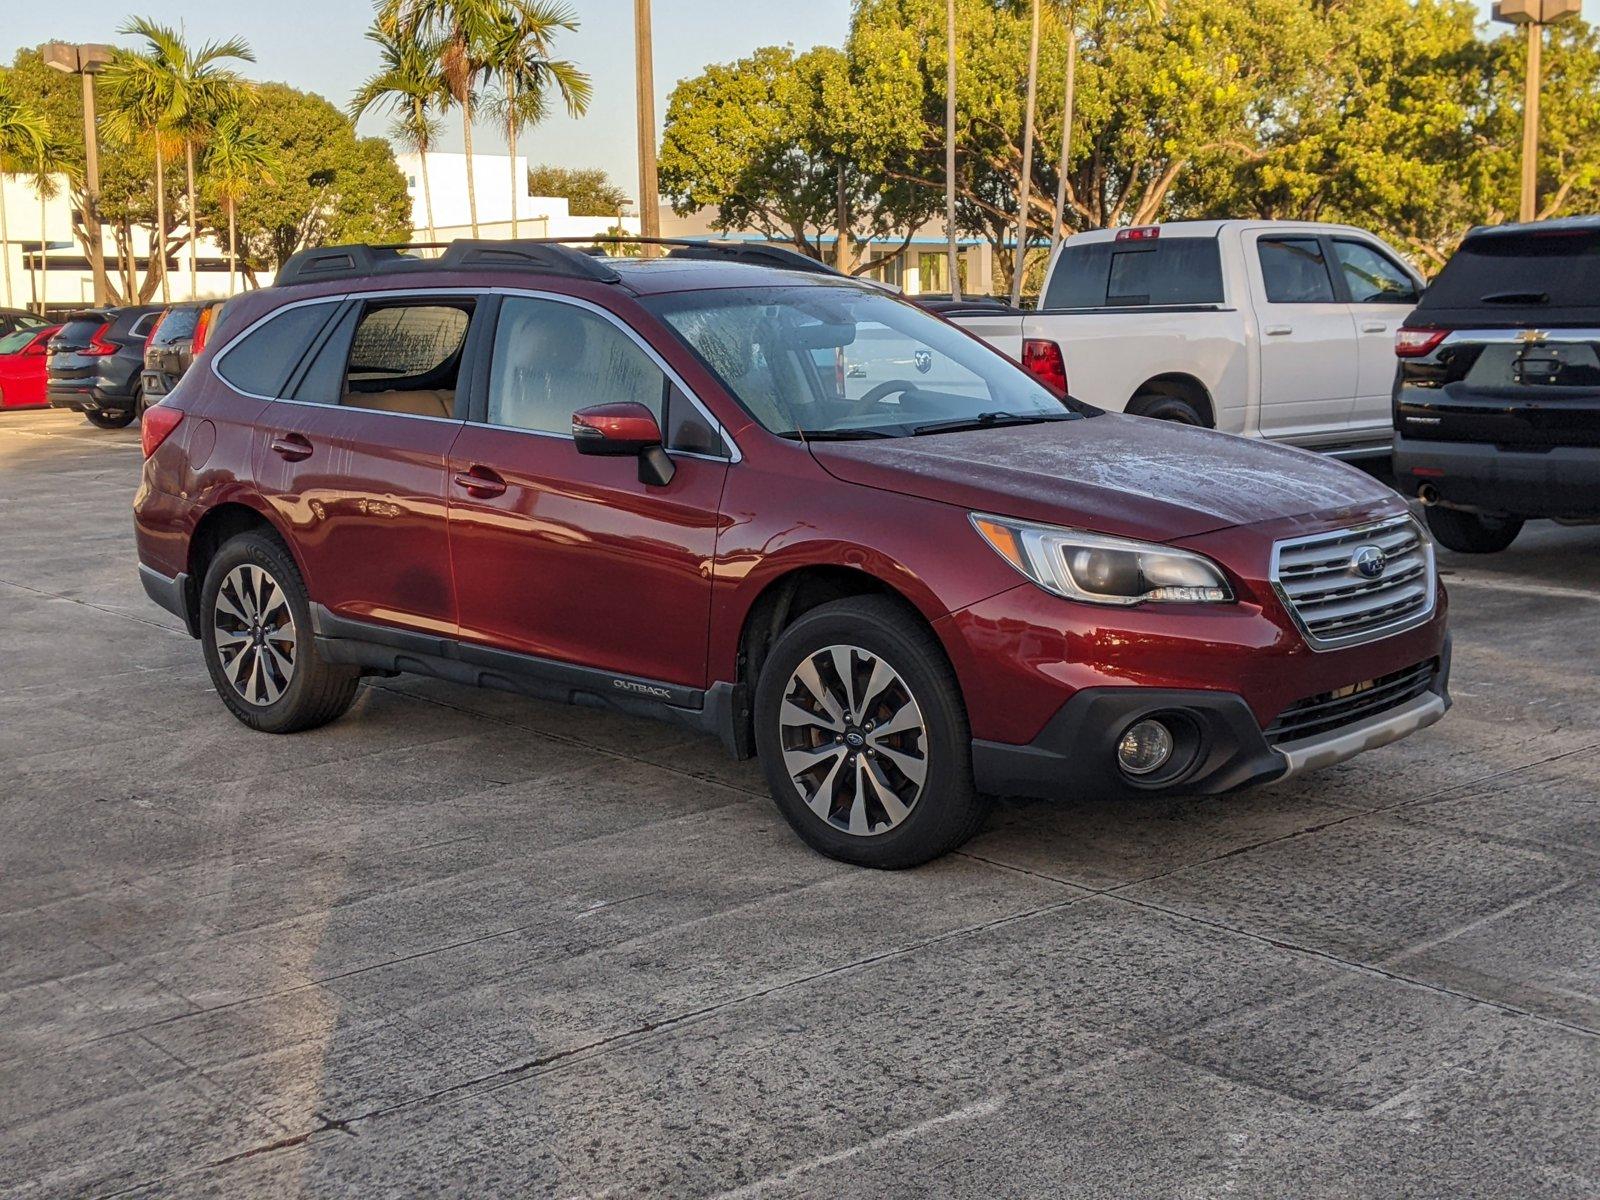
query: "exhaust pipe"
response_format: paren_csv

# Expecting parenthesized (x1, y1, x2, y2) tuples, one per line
(1417, 483, 1440, 506)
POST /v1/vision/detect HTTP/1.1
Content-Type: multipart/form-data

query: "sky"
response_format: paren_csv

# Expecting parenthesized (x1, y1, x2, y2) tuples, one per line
(3, 0, 1593, 204)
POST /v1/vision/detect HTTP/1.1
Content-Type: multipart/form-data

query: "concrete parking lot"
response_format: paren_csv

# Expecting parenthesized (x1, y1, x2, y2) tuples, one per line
(2, 406, 1597, 1198)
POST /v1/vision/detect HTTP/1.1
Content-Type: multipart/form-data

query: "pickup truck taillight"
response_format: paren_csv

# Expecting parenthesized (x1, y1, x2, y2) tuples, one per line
(1021, 338, 1068, 395)
(1395, 328, 1447, 358)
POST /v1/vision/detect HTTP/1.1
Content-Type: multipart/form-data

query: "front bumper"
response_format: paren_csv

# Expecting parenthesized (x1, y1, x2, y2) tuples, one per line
(972, 640, 1452, 800)
(1393, 433, 1600, 519)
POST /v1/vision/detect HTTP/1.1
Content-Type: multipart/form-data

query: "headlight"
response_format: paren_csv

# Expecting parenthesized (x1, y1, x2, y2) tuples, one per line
(970, 513, 1232, 605)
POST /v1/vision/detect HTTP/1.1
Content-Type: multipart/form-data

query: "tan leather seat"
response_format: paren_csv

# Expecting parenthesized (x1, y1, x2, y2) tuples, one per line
(344, 389, 454, 419)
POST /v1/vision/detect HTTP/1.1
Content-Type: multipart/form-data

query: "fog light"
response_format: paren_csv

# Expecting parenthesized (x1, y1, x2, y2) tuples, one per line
(1117, 719, 1174, 776)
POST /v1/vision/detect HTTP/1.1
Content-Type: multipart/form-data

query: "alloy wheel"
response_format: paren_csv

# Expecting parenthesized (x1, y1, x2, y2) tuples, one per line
(778, 644, 928, 837)
(213, 564, 297, 706)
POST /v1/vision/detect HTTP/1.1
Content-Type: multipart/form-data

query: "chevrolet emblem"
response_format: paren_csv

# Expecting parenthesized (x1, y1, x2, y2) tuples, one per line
(1517, 329, 1549, 344)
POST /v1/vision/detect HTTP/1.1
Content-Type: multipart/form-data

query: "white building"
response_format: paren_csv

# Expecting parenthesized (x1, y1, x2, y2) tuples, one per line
(396, 151, 639, 243)
(0, 173, 232, 315)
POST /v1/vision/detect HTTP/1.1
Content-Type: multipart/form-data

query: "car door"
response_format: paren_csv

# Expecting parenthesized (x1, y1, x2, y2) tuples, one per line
(1248, 233, 1360, 443)
(248, 293, 480, 637)
(447, 292, 732, 689)
(1328, 237, 1423, 435)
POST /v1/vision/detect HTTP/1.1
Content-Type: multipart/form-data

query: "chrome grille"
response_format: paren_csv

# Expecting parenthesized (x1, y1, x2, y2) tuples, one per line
(1264, 659, 1438, 745)
(1270, 516, 1436, 649)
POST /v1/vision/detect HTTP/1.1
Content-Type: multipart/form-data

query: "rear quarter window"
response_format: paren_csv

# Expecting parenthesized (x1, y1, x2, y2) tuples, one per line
(215, 302, 339, 397)
(1043, 238, 1224, 309)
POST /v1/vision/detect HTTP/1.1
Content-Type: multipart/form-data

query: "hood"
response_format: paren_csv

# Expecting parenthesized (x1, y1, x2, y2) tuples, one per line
(810, 413, 1398, 542)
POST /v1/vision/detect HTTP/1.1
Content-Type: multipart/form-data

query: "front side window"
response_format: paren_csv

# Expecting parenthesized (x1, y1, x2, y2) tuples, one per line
(645, 284, 1075, 439)
(1332, 240, 1419, 305)
(1258, 238, 1337, 304)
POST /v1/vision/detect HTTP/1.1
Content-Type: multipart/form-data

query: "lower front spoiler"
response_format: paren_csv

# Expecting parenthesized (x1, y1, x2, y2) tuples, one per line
(973, 660, 1451, 801)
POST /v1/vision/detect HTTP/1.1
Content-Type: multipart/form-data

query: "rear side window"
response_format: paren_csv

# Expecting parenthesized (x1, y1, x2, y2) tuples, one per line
(347, 305, 470, 384)
(216, 302, 339, 397)
(1258, 238, 1337, 303)
(129, 312, 162, 338)
(1419, 227, 1600, 318)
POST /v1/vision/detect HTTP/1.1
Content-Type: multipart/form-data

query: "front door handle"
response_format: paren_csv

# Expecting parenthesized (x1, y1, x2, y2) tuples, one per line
(1361, 321, 1388, 333)
(453, 465, 507, 498)
(269, 433, 312, 462)
(1264, 324, 1293, 336)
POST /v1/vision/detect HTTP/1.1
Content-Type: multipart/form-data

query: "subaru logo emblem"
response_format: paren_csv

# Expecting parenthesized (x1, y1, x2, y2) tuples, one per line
(913, 348, 933, 374)
(1351, 545, 1387, 580)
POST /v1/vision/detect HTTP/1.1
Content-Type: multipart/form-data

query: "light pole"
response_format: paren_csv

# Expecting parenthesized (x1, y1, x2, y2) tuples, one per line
(633, 0, 660, 258)
(43, 42, 114, 306)
(945, 0, 961, 301)
(1491, 0, 1582, 223)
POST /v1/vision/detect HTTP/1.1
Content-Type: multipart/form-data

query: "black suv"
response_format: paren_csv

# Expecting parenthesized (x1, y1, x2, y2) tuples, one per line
(47, 305, 164, 428)
(142, 300, 226, 404)
(1393, 217, 1600, 552)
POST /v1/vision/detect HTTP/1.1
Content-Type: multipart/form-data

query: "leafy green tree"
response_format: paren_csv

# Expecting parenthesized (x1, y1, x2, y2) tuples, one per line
(203, 105, 279, 290)
(525, 164, 628, 215)
(660, 45, 936, 273)
(218, 84, 411, 278)
(352, 26, 451, 241)
(482, 0, 590, 237)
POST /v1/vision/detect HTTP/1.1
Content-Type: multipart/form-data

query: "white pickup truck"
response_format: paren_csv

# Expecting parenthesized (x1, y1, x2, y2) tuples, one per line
(940, 220, 1425, 457)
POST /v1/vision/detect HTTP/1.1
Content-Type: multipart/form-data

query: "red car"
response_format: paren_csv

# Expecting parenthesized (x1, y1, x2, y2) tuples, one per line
(133, 240, 1450, 868)
(0, 323, 60, 409)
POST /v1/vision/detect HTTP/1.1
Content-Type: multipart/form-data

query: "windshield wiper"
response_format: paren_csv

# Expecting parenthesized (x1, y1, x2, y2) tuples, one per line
(910, 411, 1076, 436)
(1480, 290, 1549, 305)
(782, 428, 898, 441)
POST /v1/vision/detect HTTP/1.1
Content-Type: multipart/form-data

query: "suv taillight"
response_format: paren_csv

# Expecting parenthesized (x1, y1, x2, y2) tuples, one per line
(82, 322, 119, 356)
(1021, 338, 1068, 395)
(1395, 328, 1447, 358)
(191, 306, 216, 356)
(145, 308, 169, 348)
(141, 405, 184, 458)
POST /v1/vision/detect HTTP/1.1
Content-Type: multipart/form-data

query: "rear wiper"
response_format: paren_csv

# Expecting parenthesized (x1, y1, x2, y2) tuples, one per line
(911, 411, 1076, 436)
(1480, 291, 1549, 305)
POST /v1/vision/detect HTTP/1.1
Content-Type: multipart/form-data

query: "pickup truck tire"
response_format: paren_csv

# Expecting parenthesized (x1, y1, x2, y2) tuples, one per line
(754, 596, 988, 869)
(1127, 392, 1206, 426)
(1423, 507, 1524, 554)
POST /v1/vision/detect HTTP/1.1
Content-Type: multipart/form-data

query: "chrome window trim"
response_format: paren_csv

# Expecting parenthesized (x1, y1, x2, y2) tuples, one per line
(211, 285, 740, 463)
(1269, 514, 1438, 652)
(263, 394, 465, 426)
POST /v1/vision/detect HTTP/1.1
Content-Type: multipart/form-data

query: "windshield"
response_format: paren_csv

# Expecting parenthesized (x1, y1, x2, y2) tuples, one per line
(642, 284, 1078, 438)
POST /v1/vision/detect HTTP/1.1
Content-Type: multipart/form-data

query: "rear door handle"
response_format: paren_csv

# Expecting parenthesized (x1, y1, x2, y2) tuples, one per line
(1265, 324, 1293, 336)
(453, 465, 507, 498)
(269, 433, 312, 462)
(1361, 321, 1388, 333)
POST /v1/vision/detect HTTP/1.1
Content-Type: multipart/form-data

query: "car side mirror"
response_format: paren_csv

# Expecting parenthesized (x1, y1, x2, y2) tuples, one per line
(571, 402, 675, 486)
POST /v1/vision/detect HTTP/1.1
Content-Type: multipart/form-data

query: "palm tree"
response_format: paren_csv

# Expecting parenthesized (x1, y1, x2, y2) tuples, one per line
(109, 19, 254, 300)
(31, 130, 72, 316)
(102, 42, 180, 301)
(1009, 0, 1043, 306)
(483, 1, 590, 238)
(380, 0, 513, 238)
(0, 79, 50, 311)
(205, 107, 278, 292)
(351, 27, 450, 242)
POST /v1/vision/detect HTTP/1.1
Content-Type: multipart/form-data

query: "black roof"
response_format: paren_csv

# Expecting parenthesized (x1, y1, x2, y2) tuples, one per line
(272, 237, 854, 294)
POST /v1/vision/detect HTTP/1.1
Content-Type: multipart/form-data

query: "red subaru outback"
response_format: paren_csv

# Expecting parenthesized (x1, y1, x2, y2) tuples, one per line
(134, 240, 1450, 868)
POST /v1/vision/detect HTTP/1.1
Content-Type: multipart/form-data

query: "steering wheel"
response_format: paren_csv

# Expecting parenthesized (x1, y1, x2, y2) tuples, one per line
(859, 379, 922, 405)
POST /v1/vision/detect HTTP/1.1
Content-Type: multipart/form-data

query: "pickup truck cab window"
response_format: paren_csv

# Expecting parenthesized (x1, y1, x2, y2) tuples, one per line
(1330, 239, 1419, 305)
(1258, 238, 1338, 304)
(1042, 237, 1224, 310)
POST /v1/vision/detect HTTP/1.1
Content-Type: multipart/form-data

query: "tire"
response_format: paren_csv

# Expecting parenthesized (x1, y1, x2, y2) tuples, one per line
(753, 596, 988, 869)
(135, 388, 153, 419)
(1128, 392, 1205, 426)
(1424, 507, 1524, 554)
(85, 407, 136, 429)
(199, 531, 361, 733)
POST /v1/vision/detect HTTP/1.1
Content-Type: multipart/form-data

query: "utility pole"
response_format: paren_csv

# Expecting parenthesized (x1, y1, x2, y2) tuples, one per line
(946, 0, 961, 301)
(1009, 0, 1041, 307)
(43, 43, 114, 306)
(633, 0, 661, 257)
(1492, 0, 1581, 223)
